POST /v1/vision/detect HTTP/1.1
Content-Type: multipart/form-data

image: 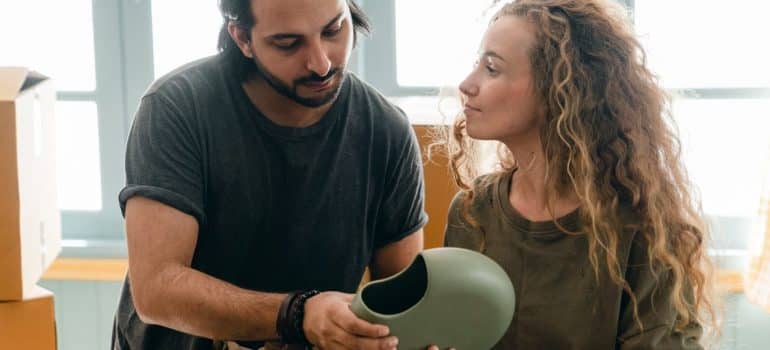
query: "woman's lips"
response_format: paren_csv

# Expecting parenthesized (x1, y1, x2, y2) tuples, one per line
(464, 104, 481, 115)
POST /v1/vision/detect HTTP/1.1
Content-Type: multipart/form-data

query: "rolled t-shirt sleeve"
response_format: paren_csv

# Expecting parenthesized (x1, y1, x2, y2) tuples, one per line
(444, 190, 483, 251)
(118, 93, 206, 225)
(374, 126, 428, 249)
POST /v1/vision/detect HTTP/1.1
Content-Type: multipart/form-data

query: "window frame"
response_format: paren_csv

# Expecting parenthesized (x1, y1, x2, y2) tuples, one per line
(56, 0, 155, 256)
(359, 0, 769, 263)
(59, 0, 769, 257)
(359, 0, 770, 100)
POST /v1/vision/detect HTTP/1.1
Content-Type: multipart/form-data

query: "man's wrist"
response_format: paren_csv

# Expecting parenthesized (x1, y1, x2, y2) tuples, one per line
(276, 292, 298, 342)
(276, 290, 320, 345)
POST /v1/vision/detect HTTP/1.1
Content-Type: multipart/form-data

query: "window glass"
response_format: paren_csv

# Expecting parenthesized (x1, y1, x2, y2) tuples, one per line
(55, 101, 103, 211)
(673, 98, 770, 217)
(152, 0, 222, 78)
(395, 0, 498, 87)
(0, 0, 96, 90)
(636, 0, 770, 89)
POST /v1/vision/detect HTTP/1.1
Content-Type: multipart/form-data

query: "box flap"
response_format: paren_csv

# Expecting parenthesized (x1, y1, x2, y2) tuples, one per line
(20, 70, 49, 92)
(0, 67, 29, 102)
(25, 285, 54, 300)
(0, 67, 50, 102)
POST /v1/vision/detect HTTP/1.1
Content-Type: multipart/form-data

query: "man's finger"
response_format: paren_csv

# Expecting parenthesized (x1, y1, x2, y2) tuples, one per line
(334, 310, 389, 337)
(328, 336, 355, 350)
(337, 334, 399, 350)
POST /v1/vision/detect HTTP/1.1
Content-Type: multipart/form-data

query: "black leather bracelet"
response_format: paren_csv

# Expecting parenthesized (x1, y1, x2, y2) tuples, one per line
(276, 290, 319, 346)
(276, 291, 300, 343)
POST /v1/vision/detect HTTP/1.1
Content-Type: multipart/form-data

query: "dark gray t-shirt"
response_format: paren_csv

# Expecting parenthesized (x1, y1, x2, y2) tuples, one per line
(112, 55, 428, 350)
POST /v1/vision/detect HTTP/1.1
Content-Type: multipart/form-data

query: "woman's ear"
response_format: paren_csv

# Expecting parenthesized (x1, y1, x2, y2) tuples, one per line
(227, 22, 254, 58)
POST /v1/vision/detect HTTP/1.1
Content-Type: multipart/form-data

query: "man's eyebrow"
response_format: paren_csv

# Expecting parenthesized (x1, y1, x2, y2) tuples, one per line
(266, 11, 345, 41)
(323, 12, 345, 29)
(267, 33, 301, 41)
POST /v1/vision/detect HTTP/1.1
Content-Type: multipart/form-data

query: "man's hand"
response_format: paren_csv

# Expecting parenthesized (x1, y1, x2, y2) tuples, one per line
(303, 292, 398, 350)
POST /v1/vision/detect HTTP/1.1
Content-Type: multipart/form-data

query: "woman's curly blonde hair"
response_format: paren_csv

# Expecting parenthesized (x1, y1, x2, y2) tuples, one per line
(439, 0, 718, 337)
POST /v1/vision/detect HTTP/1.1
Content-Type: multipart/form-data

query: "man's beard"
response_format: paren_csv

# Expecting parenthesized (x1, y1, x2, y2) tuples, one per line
(251, 56, 344, 108)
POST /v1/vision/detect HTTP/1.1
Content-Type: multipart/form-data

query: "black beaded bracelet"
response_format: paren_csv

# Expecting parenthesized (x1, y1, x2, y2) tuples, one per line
(291, 290, 320, 345)
(276, 290, 320, 346)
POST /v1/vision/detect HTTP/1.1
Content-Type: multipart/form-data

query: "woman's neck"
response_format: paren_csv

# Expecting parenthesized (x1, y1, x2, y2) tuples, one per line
(506, 144, 580, 222)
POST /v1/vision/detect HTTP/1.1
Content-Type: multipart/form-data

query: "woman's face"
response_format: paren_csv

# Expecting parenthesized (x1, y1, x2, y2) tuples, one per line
(459, 15, 543, 144)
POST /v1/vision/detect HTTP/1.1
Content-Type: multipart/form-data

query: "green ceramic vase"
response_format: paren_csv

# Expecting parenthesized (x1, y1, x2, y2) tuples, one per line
(350, 247, 515, 350)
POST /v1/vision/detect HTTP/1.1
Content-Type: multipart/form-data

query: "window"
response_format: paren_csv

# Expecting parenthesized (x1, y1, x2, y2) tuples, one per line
(673, 99, 770, 217)
(0, 0, 102, 211)
(370, 0, 770, 263)
(151, 0, 222, 78)
(0, 0, 230, 255)
(363, 0, 504, 96)
(0, 0, 154, 255)
(635, 0, 770, 89)
(365, 0, 637, 95)
(394, 0, 493, 88)
(2, 0, 766, 257)
(54, 102, 102, 211)
(0, 0, 97, 90)
(0, 0, 124, 252)
(634, 1, 770, 262)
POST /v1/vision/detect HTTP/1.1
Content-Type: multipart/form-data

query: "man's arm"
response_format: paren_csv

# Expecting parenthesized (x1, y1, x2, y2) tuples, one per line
(369, 229, 424, 280)
(127, 196, 395, 349)
(126, 196, 284, 341)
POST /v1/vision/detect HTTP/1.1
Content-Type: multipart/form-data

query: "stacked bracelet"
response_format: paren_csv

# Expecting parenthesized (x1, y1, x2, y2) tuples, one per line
(276, 292, 298, 343)
(276, 290, 320, 346)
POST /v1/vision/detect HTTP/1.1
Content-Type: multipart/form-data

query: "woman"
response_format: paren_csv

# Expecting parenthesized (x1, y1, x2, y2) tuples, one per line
(441, 0, 717, 348)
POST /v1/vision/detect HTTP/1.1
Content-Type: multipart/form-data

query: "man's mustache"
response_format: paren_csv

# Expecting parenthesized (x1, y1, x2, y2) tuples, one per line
(295, 68, 340, 85)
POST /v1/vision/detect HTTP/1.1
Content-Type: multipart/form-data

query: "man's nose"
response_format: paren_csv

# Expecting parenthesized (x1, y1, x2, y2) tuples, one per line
(306, 40, 332, 77)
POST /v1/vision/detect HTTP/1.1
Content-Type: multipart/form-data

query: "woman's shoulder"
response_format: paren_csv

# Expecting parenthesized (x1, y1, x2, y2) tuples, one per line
(445, 172, 508, 249)
(450, 172, 505, 211)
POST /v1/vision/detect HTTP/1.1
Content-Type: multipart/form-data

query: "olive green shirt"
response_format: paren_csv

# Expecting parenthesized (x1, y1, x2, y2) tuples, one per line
(444, 171, 703, 349)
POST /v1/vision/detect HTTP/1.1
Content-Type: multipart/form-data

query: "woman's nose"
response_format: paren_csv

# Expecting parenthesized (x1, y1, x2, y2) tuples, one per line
(459, 76, 479, 97)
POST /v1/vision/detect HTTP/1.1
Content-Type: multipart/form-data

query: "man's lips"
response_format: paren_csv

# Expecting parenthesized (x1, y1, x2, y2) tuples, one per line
(302, 75, 335, 91)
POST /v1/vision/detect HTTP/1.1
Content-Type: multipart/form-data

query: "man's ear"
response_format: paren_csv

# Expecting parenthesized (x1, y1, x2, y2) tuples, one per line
(227, 22, 254, 58)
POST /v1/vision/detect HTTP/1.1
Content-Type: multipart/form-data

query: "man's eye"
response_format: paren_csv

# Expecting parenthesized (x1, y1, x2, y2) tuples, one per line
(323, 26, 342, 37)
(274, 40, 299, 50)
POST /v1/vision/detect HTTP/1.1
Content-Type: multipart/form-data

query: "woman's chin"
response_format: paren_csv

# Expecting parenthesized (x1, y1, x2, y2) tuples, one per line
(466, 126, 496, 141)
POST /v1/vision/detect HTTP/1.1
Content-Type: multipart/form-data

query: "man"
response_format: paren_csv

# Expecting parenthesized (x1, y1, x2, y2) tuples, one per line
(111, 1, 428, 349)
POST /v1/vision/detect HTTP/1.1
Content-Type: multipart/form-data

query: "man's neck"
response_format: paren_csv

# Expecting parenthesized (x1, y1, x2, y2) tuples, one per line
(241, 78, 334, 128)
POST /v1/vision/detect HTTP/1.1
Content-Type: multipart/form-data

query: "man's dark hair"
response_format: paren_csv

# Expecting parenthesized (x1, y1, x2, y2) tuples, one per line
(217, 0, 371, 80)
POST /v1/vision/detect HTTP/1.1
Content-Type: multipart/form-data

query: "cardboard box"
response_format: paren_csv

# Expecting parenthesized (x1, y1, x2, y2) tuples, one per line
(0, 285, 57, 349)
(0, 67, 61, 301)
(413, 125, 458, 249)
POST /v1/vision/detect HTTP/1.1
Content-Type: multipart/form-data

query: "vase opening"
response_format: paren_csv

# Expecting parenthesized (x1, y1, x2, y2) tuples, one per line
(361, 255, 428, 315)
